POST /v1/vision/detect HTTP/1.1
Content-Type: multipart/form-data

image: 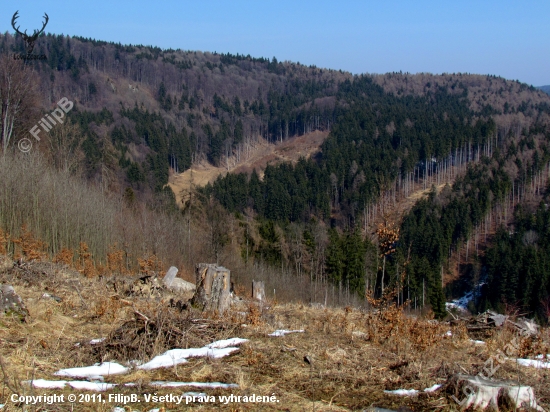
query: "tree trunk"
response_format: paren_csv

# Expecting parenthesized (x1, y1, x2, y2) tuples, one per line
(191, 263, 231, 314)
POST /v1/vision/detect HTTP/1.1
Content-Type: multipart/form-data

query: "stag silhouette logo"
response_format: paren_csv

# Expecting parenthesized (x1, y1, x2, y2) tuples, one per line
(11, 11, 49, 55)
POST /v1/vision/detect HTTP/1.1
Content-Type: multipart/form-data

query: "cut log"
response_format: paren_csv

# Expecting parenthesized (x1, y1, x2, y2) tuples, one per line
(163, 266, 178, 287)
(190, 264, 231, 314)
(252, 280, 266, 302)
(163, 266, 195, 293)
(446, 374, 544, 411)
(168, 278, 196, 293)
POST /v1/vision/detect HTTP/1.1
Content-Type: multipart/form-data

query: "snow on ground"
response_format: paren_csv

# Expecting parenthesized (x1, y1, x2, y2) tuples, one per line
(424, 384, 442, 392)
(150, 381, 238, 389)
(25, 379, 116, 391)
(59, 338, 248, 375)
(268, 329, 305, 337)
(470, 339, 486, 344)
(445, 283, 485, 312)
(445, 291, 473, 312)
(54, 362, 129, 378)
(68, 381, 117, 391)
(206, 338, 248, 349)
(27, 379, 235, 392)
(138, 347, 240, 370)
(137, 338, 248, 370)
(384, 389, 419, 396)
(90, 338, 106, 345)
(28, 379, 68, 389)
(517, 358, 550, 369)
(384, 384, 442, 396)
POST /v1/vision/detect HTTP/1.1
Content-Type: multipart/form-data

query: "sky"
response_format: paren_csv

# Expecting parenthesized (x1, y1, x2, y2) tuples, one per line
(1, 1, 549, 86)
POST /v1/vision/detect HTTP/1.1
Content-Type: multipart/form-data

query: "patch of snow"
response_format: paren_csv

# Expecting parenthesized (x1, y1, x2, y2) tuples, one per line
(27, 379, 68, 389)
(0, 404, 4, 409)
(446, 291, 473, 312)
(268, 329, 305, 337)
(517, 358, 550, 369)
(206, 338, 248, 349)
(67, 381, 116, 391)
(57, 338, 247, 376)
(384, 389, 419, 396)
(535, 354, 550, 360)
(90, 338, 106, 345)
(446, 283, 486, 312)
(54, 362, 129, 378)
(470, 339, 486, 345)
(137, 339, 247, 371)
(25, 379, 116, 391)
(424, 384, 442, 392)
(150, 381, 238, 389)
(444, 330, 452, 337)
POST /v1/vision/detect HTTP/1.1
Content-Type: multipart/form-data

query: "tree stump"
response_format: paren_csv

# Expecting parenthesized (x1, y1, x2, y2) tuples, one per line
(190, 264, 231, 314)
(445, 374, 544, 411)
(252, 280, 266, 302)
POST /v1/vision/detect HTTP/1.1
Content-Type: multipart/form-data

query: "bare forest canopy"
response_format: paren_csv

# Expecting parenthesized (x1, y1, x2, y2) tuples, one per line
(1, 32, 550, 320)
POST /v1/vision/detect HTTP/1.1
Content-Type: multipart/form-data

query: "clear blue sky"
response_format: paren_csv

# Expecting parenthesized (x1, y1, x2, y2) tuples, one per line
(1, 1, 549, 86)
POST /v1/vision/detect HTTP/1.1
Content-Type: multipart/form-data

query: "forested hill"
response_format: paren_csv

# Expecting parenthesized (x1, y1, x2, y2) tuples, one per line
(2, 32, 549, 199)
(202, 71, 550, 319)
(2, 32, 550, 321)
(0, 32, 350, 196)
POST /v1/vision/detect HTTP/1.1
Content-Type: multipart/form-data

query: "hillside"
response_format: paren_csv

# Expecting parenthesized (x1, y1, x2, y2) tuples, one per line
(168, 130, 327, 206)
(538, 85, 550, 95)
(2, 32, 550, 320)
(0, 257, 548, 411)
(0, 32, 347, 197)
(2, 28, 550, 411)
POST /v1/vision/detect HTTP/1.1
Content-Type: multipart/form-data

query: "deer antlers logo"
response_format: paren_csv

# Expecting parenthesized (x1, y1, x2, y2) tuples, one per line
(11, 11, 49, 55)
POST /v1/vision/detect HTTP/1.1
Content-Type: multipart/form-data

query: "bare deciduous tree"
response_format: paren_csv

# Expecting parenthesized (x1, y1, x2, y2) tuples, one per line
(0, 56, 39, 154)
(43, 119, 85, 173)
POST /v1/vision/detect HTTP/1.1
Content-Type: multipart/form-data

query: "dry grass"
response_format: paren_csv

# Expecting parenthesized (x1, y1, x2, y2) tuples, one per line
(0, 259, 548, 411)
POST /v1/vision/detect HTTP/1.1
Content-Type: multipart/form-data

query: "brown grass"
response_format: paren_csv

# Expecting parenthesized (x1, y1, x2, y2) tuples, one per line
(0, 259, 548, 411)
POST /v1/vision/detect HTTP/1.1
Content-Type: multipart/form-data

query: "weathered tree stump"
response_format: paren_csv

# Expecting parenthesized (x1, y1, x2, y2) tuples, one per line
(445, 374, 544, 411)
(190, 264, 231, 314)
(252, 280, 266, 302)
